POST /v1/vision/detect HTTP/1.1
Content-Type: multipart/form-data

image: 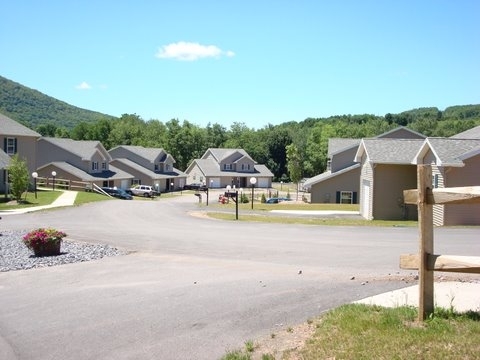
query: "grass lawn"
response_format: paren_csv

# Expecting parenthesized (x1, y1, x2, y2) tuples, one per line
(0, 190, 62, 209)
(222, 304, 480, 360)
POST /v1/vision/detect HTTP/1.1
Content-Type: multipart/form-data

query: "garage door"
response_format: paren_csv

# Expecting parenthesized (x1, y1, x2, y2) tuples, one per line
(257, 178, 269, 188)
(210, 178, 220, 188)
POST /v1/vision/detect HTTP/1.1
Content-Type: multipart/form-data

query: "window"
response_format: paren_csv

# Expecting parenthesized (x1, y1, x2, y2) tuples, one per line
(241, 164, 245, 170)
(338, 191, 353, 204)
(132, 179, 141, 185)
(5, 138, 16, 155)
(155, 164, 159, 171)
(326, 159, 332, 171)
(248, 164, 251, 170)
(92, 162, 98, 171)
(433, 174, 439, 188)
(165, 164, 170, 171)
(224, 164, 232, 170)
(101, 162, 107, 170)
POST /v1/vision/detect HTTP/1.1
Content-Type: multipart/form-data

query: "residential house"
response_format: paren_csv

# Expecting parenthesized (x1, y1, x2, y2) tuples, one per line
(304, 127, 426, 204)
(185, 148, 274, 189)
(0, 113, 41, 194)
(108, 145, 186, 192)
(412, 136, 480, 226)
(354, 139, 425, 220)
(36, 137, 133, 189)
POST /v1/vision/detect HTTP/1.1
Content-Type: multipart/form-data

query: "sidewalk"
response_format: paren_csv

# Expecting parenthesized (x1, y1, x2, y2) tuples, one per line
(0, 190, 77, 215)
(355, 281, 480, 313)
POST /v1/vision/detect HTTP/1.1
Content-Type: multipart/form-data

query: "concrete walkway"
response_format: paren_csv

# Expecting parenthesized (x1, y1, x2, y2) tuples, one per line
(0, 190, 77, 215)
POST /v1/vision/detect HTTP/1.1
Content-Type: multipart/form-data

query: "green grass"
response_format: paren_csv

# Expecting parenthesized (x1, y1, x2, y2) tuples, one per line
(206, 211, 417, 227)
(74, 191, 113, 205)
(0, 190, 61, 209)
(205, 201, 360, 212)
(286, 304, 480, 360)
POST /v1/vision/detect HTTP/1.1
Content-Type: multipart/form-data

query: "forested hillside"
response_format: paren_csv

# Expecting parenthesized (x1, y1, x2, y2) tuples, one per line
(0, 75, 116, 130)
(1, 75, 479, 180)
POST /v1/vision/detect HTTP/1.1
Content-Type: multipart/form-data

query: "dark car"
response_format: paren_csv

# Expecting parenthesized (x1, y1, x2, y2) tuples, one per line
(183, 183, 207, 190)
(101, 187, 133, 200)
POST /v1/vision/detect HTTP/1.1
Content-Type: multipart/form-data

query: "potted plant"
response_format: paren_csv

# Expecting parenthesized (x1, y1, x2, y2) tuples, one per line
(23, 228, 67, 257)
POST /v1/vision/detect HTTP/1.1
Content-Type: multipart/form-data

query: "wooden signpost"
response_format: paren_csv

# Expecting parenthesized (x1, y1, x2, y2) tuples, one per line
(401, 165, 480, 321)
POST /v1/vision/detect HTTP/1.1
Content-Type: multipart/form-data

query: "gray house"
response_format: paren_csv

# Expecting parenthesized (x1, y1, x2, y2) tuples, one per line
(412, 136, 480, 226)
(185, 148, 273, 189)
(0, 113, 41, 194)
(36, 137, 133, 189)
(354, 139, 424, 220)
(108, 145, 187, 192)
(304, 127, 426, 204)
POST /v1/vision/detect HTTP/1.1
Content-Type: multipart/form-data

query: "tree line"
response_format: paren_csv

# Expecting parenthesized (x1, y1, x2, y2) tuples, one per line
(35, 108, 480, 181)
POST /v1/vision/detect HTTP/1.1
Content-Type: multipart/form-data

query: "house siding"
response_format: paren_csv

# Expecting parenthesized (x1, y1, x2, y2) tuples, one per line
(372, 164, 418, 220)
(330, 147, 357, 173)
(360, 155, 374, 219)
(109, 147, 151, 169)
(310, 167, 360, 203)
(187, 163, 205, 184)
(37, 139, 87, 172)
(0, 134, 37, 175)
(443, 155, 480, 225)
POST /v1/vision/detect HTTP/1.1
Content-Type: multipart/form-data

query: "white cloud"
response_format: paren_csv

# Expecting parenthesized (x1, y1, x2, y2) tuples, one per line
(75, 81, 92, 90)
(155, 41, 235, 61)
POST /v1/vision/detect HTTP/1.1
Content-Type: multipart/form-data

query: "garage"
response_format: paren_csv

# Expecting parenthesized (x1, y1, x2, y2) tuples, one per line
(209, 177, 221, 188)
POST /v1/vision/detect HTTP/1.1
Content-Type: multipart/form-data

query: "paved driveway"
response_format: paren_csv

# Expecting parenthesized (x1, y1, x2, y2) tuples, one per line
(1, 195, 479, 359)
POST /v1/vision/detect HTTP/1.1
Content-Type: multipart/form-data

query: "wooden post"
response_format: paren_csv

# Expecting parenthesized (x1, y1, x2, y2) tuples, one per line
(418, 165, 434, 321)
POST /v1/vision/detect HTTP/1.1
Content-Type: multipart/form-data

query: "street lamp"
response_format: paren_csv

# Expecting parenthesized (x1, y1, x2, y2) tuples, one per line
(250, 177, 257, 209)
(51, 171, 57, 191)
(32, 172, 38, 199)
(170, 182, 174, 192)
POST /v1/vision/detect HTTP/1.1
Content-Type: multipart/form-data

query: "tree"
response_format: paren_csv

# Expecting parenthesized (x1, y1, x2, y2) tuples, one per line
(286, 144, 302, 200)
(7, 154, 29, 202)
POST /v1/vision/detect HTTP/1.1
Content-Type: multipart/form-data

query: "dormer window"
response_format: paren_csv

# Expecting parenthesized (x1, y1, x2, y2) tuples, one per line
(101, 162, 107, 170)
(155, 164, 159, 171)
(327, 159, 332, 171)
(92, 162, 98, 171)
(224, 164, 232, 170)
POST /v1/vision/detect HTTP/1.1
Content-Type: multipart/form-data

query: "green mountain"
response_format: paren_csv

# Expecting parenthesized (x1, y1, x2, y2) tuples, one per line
(0, 75, 117, 130)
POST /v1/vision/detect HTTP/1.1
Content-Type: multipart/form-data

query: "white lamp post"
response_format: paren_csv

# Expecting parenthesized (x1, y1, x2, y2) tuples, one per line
(249, 177, 257, 209)
(32, 172, 38, 199)
(51, 171, 57, 191)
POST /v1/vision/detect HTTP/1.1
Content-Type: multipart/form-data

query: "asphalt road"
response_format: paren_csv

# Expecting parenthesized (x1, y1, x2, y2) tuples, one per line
(1, 195, 479, 359)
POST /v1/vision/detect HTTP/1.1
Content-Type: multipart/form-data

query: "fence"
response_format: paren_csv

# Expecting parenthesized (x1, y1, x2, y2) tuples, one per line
(36, 176, 93, 192)
(400, 164, 480, 321)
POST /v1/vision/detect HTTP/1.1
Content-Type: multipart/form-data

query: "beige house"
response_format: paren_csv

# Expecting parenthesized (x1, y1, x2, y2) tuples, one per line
(354, 138, 424, 220)
(36, 137, 133, 189)
(108, 145, 186, 192)
(0, 113, 41, 194)
(412, 134, 480, 226)
(185, 148, 273, 189)
(304, 127, 425, 204)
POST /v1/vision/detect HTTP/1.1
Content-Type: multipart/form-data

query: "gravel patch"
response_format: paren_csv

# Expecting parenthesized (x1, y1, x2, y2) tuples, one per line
(0, 230, 128, 272)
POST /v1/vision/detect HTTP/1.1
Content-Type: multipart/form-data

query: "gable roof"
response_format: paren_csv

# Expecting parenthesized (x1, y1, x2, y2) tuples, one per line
(111, 158, 186, 179)
(413, 138, 480, 166)
(354, 139, 424, 164)
(328, 126, 426, 157)
(0, 113, 41, 137)
(303, 163, 361, 189)
(37, 162, 133, 181)
(188, 158, 273, 177)
(40, 137, 111, 161)
(450, 125, 480, 139)
(109, 145, 170, 163)
(203, 148, 254, 163)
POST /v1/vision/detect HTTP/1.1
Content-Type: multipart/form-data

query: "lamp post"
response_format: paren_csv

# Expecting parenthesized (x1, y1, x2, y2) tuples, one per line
(51, 171, 57, 191)
(250, 177, 257, 209)
(32, 172, 38, 199)
(170, 182, 174, 192)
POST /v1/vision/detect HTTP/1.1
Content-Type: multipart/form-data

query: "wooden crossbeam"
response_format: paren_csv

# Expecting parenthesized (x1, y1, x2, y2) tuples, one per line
(404, 186, 480, 205)
(400, 254, 480, 274)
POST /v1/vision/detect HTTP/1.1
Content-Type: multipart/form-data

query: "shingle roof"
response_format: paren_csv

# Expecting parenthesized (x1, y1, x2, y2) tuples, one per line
(41, 138, 111, 161)
(0, 113, 41, 137)
(356, 139, 424, 164)
(110, 145, 168, 162)
(328, 139, 361, 156)
(303, 164, 361, 188)
(205, 148, 253, 162)
(192, 158, 273, 177)
(423, 138, 480, 166)
(37, 162, 133, 181)
(450, 125, 480, 139)
(0, 149, 11, 169)
(111, 158, 185, 179)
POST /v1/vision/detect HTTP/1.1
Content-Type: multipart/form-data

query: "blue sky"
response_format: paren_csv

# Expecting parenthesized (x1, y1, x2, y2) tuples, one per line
(1, 1, 479, 129)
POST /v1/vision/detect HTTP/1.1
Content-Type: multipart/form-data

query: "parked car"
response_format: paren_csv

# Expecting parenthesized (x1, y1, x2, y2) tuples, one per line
(101, 187, 133, 200)
(129, 185, 157, 197)
(183, 183, 207, 190)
